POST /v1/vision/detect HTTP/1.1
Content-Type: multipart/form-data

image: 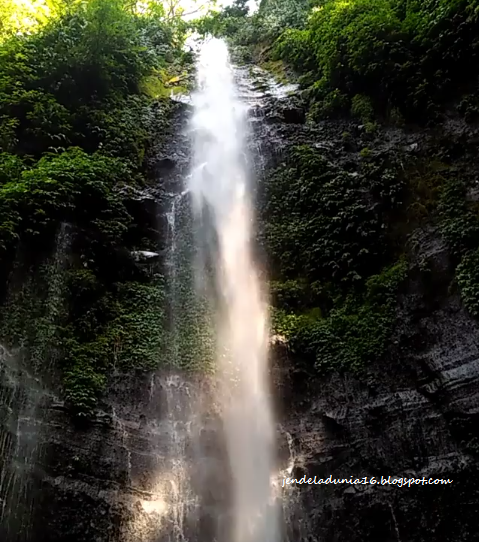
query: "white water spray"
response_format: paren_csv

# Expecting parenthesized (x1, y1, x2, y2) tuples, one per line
(189, 38, 278, 542)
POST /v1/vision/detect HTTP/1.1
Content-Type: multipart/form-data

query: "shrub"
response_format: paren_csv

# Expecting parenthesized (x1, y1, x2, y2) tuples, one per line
(351, 94, 375, 121)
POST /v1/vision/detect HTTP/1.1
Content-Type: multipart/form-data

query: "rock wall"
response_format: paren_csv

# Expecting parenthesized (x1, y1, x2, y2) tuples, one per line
(0, 363, 234, 542)
(262, 84, 479, 541)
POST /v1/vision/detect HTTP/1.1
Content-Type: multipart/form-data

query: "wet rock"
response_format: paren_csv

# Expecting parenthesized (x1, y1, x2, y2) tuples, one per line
(281, 106, 305, 124)
(130, 250, 161, 262)
(156, 157, 176, 171)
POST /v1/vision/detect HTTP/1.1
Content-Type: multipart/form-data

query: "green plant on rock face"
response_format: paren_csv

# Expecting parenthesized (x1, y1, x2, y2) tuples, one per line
(359, 147, 372, 159)
(164, 197, 216, 373)
(438, 179, 479, 256)
(351, 94, 374, 122)
(0, 148, 131, 252)
(0, 0, 196, 419)
(260, 140, 408, 374)
(60, 276, 170, 417)
(364, 122, 378, 134)
(271, 0, 479, 122)
(109, 281, 167, 370)
(272, 259, 408, 372)
(456, 248, 479, 318)
(438, 177, 479, 318)
(63, 360, 107, 418)
(404, 159, 448, 221)
(259, 144, 404, 286)
(0, 245, 70, 377)
(307, 89, 349, 121)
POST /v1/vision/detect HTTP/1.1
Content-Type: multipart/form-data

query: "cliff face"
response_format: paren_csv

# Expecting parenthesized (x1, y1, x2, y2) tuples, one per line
(0, 362, 231, 542)
(263, 89, 479, 541)
(2, 64, 479, 542)
(277, 292, 479, 541)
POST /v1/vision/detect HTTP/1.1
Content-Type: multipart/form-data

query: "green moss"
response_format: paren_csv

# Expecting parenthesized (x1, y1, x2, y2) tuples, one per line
(259, 59, 291, 85)
(140, 69, 190, 100)
(359, 147, 372, 159)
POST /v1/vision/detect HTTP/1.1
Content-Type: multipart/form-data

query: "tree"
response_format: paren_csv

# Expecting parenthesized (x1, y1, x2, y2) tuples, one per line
(0, 0, 65, 40)
(223, 0, 249, 17)
(160, 0, 215, 19)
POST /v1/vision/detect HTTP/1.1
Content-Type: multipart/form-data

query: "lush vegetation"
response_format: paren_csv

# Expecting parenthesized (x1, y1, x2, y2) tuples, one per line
(3, 0, 479, 412)
(277, 0, 479, 121)
(0, 0, 197, 417)
(191, 0, 479, 373)
(259, 144, 408, 372)
(197, 0, 479, 122)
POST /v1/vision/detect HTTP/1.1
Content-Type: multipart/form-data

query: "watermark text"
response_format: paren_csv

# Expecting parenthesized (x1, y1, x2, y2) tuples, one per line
(282, 476, 453, 488)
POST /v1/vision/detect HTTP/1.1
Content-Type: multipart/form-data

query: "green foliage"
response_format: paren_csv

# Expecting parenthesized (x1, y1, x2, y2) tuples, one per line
(269, 279, 321, 312)
(0, 0, 194, 417)
(0, 0, 65, 40)
(0, 0, 184, 160)
(259, 142, 409, 373)
(307, 88, 349, 120)
(351, 94, 375, 121)
(63, 362, 107, 417)
(438, 179, 479, 256)
(438, 177, 479, 318)
(0, 153, 25, 184)
(192, 0, 311, 43)
(259, 144, 405, 284)
(62, 277, 168, 416)
(165, 197, 216, 372)
(272, 260, 408, 372)
(272, 0, 479, 121)
(191, 3, 254, 40)
(256, 0, 311, 39)
(0, 148, 130, 251)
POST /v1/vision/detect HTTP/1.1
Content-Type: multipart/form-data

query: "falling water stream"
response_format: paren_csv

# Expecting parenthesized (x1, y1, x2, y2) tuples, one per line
(189, 38, 278, 542)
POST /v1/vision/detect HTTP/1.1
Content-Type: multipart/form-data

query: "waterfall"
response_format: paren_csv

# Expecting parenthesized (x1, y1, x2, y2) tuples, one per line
(189, 38, 279, 542)
(0, 223, 70, 542)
